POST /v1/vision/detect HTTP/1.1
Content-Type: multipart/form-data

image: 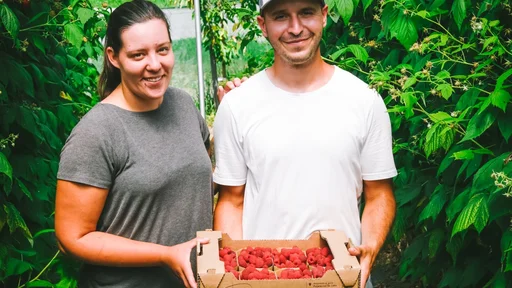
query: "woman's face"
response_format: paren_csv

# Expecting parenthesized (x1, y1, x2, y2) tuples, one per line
(108, 18, 174, 106)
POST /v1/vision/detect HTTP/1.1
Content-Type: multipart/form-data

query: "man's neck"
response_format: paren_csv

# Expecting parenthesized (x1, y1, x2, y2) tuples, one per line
(266, 53, 334, 93)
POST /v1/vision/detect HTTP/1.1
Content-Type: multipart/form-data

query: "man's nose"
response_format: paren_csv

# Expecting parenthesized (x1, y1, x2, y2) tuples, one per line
(288, 15, 303, 36)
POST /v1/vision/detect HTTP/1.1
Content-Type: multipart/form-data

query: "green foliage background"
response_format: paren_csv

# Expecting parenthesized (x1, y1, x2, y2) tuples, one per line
(0, 0, 106, 286)
(1, 0, 512, 287)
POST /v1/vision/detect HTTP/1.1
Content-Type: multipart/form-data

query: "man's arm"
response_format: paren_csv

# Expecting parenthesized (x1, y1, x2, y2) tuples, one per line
(214, 184, 245, 240)
(348, 178, 396, 287)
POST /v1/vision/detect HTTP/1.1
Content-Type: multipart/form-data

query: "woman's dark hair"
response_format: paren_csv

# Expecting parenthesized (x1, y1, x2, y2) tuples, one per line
(98, 0, 171, 99)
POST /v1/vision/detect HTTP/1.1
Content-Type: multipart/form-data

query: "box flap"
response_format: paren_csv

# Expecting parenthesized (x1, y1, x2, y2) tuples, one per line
(320, 230, 361, 286)
(197, 230, 224, 276)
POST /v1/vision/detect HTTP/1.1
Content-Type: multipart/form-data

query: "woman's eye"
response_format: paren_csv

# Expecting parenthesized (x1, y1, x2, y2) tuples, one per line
(132, 53, 144, 59)
(159, 47, 169, 53)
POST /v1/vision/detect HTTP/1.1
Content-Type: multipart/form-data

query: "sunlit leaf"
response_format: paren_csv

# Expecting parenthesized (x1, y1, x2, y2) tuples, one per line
(0, 4, 20, 39)
(490, 89, 511, 112)
(452, 193, 489, 236)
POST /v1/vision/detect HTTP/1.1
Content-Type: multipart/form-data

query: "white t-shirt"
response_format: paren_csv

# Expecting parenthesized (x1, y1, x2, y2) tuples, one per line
(213, 67, 397, 245)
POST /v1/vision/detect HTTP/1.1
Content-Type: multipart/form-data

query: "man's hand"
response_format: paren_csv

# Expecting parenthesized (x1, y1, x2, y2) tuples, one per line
(217, 77, 248, 103)
(348, 244, 378, 287)
(162, 237, 210, 288)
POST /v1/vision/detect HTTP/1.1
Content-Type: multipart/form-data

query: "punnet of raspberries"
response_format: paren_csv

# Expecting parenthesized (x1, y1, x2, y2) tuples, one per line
(219, 247, 238, 275)
(240, 264, 276, 280)
(238, 246, 273, 268)
(305, 247, 334, 270)
(272, 246, 307, 268)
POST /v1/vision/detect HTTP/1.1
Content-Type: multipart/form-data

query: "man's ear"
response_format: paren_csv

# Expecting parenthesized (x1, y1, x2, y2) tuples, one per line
(322, 5, 328, 27)
(257, 15, 268, 38)
(106, 47, 120, 69)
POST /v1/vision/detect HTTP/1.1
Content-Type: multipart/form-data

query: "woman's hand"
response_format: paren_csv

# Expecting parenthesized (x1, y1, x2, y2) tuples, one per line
(162, 237, 210, 288)
(217, 77, 248, 103)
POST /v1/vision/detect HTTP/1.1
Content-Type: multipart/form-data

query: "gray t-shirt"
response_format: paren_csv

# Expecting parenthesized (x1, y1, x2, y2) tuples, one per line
(57, 87, 213, 288)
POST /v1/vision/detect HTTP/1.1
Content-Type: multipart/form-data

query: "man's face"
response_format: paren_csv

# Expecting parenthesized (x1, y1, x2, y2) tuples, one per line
(257, 0, 327, 66)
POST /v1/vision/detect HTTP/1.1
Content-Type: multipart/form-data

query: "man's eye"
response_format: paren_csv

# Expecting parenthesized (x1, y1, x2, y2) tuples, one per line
(274, 14, 286, 20)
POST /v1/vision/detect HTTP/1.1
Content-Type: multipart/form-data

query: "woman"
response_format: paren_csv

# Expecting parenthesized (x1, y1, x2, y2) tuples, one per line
(55, 1, 211, 287)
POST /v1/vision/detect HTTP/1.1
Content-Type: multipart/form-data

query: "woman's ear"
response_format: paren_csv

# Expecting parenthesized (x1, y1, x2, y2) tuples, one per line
(106, 47, 120, 69)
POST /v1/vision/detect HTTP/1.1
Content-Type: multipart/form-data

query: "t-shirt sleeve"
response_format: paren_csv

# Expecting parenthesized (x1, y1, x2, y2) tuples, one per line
(57, 116, 115, 189)
(212, 99, 247, 186)
(360, 92, 398, 180)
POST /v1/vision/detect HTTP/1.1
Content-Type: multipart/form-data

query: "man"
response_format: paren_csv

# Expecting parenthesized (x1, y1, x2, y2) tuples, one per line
(213, 0, 397, 287)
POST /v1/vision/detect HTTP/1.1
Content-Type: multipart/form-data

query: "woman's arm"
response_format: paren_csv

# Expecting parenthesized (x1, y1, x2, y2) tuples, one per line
(55, 180, 208, 288)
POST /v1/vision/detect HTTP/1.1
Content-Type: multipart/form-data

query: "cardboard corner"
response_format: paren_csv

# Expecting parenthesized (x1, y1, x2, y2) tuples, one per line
(320, 230, 361, 287)
(197, 230, 224, 279)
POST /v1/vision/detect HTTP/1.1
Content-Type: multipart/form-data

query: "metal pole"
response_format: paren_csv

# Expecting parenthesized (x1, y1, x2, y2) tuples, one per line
(193, 0, 206, 117)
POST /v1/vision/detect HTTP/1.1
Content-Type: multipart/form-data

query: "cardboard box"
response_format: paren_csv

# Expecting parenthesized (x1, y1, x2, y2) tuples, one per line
(197, 230, 361, 288)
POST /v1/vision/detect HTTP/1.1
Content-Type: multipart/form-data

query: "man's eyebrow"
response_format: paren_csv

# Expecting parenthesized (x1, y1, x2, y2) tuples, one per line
(269, 9, 287, 17)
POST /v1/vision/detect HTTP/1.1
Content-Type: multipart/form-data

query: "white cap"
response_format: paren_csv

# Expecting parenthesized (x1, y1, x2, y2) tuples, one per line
(259, 0, 326, 13)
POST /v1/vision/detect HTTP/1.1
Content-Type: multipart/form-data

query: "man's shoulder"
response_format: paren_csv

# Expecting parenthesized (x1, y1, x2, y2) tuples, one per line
(222, 70, 269, 105)
(331, 66, 380, 102)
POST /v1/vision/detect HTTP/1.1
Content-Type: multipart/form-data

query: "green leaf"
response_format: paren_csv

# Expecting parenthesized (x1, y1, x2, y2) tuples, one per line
(452, 149, 474, 160)
(76, 7, 95, 25)
(5, 257, 32, 277)
(424, 124, 455, 158)
(483, 36, 498, 51)
(419, 186, 447, 222)
(33, 228, 55, 239)
(392, 206, 409, 242)
(26, 280, 54, 287)
(399, 92, 418, 119)
(457, 89, 479, 111)
(436, 70, 451, 79)
(4, 202, 32, 239)
(446, 235, 463, 263)
(428, 111, 453, 123)
(1, 56, 35, 98)
(428, 229, 445, 259)
(451, 0, 467, 30)
(440, 267, 463, 287)
(395, 185, 422, 207)
(0, 151, 13, 193)
(437, 83, 454, 100)
(403, 77, 417, 89)
(0, 4, 20, 39)
(460, 110, 496, 142)
(0, 206, 6, 232)
(498, 113, 512, 142)
(347, 44, 368, 63)
(336, 0, 354, 25)
(415, 10, 429, 18)
(16, 178, 33, 201)
(361, 0, 372, 13)
(490, 89, 511, 112)
(496, 68, 512, 91)
(471, 152, 507, 194)
(447, 188, 470, 222)
(390, 13, 418, 48)
(64, 23, 85, 48)
(452, 193, 489, 237)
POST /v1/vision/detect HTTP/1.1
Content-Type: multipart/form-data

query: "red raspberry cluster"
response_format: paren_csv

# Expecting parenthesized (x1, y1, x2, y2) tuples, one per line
(306, 247, 334, 270)
(219, 247, 239, 278)
(240, 265, 276, 280)
(273, 246, 307, 268)
(238, 247, 273, 268)
(278, 264, 311, 279)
